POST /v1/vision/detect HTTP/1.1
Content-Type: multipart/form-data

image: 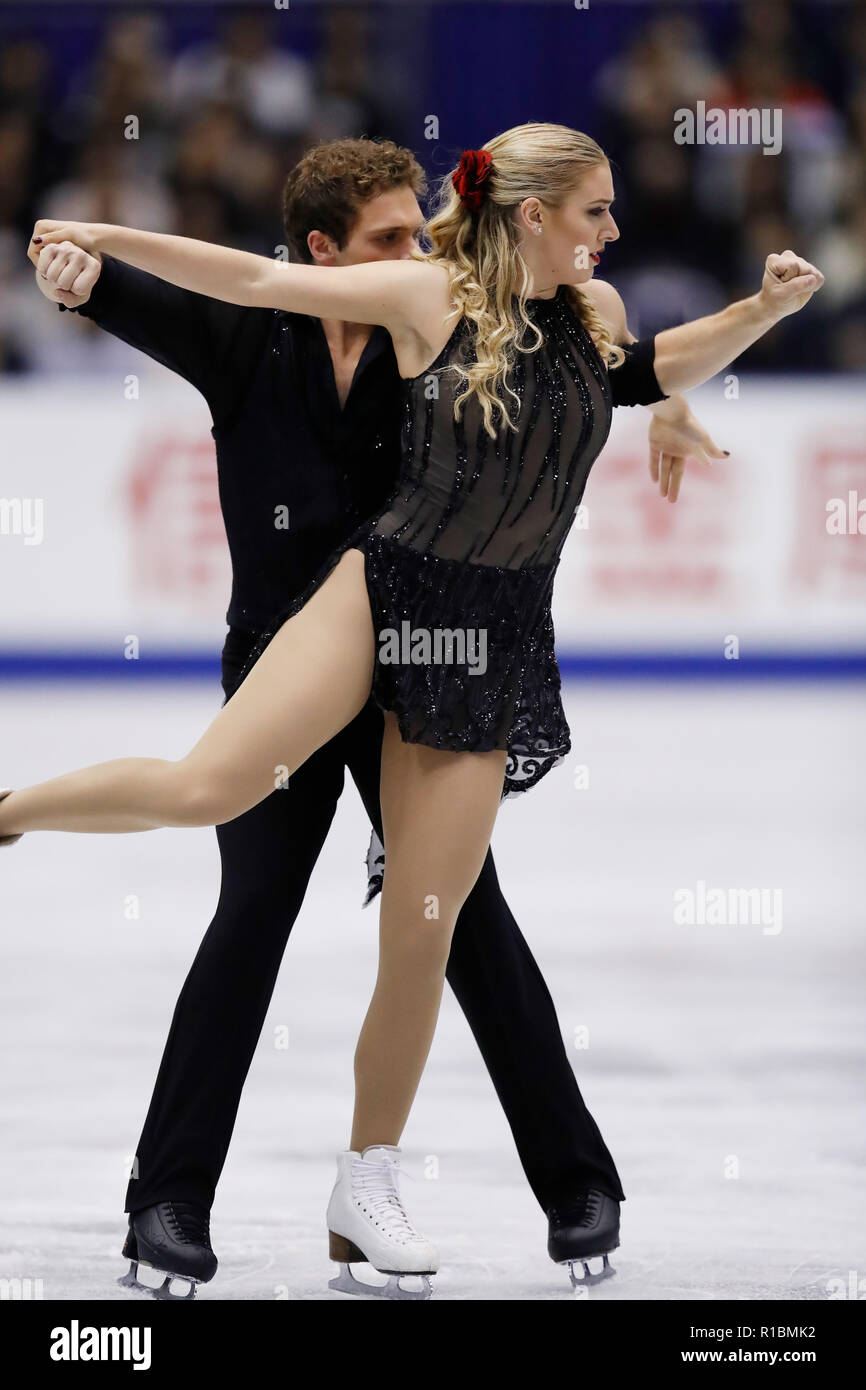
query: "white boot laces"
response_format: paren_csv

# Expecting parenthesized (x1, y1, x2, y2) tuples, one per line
(351, 1154, 421, 1246)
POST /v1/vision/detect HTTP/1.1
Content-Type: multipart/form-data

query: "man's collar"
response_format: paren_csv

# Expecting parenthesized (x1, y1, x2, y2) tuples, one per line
(280, 308, 393, 365)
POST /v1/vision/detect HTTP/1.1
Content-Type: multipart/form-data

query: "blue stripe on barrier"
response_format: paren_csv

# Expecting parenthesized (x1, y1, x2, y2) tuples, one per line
(557, 652, 866, 680)
(0, 653, 223, 681)
(0, 650, 865, 681)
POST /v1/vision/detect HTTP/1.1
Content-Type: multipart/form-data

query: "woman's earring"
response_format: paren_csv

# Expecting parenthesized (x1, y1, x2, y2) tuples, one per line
(534, 224, 542, 235)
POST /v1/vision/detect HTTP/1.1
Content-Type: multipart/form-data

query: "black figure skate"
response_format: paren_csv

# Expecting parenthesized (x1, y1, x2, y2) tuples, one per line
(547, 1189, 620, 1289)
(118, 1201, 217, 1301)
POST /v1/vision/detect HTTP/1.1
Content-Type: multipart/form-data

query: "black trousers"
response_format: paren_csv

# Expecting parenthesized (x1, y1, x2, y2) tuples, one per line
(124, 629, 625, 1217)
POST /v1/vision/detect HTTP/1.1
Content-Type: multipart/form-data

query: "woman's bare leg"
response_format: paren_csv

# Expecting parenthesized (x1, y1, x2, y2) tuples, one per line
(350, 712, 507, 1152)
(0, 551, 374, 836)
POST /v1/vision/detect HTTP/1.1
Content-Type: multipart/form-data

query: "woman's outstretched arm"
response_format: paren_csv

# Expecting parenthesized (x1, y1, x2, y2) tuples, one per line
(29, 219, 436, 331)
(651, 250, 825, 395)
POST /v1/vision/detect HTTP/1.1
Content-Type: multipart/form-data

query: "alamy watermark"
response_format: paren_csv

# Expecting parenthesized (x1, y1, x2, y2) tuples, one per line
(674, 101, 782, 156)
(673, 879, 783, 935)
(826, 491, 865, 535)
(0, 497, 44, 545)
(378, 621, 487, 675)
(0, 1276, 44, 1299)
(50, 1322, 151, 1369)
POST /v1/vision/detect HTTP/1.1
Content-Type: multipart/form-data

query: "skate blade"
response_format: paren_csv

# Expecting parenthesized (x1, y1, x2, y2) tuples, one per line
(328, 1262, 433, 1301)
(118, 1259, 198, 1302)
(566, 1252, 616, 1288)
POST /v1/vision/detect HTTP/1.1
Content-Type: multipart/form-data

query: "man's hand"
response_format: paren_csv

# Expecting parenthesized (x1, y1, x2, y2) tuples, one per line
(647, 397, 729, 504)
(31, 238, 102, 309)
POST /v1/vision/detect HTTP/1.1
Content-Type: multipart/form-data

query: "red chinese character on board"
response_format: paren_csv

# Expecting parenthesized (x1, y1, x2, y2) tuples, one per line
(127, 433, 231, 609)
(793, 445, 866, 597)
(583, 445, 734, 602)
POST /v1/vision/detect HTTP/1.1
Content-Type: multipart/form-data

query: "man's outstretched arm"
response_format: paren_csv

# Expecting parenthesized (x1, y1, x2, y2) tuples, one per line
(32, 235, 250, 407)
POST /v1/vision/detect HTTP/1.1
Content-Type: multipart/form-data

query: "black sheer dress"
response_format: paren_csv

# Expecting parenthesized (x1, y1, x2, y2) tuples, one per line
(234, 284, 667, 798)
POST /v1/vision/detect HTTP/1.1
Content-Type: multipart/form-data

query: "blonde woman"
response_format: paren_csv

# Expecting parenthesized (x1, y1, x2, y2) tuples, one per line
(5, 123, 822, 1298)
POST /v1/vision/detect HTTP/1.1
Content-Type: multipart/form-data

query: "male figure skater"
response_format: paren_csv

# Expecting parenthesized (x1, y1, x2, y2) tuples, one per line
(32, 137, 721, 1297)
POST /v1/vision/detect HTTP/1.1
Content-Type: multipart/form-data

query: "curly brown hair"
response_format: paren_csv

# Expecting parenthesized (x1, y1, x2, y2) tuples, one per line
(282, 137, 427, 262)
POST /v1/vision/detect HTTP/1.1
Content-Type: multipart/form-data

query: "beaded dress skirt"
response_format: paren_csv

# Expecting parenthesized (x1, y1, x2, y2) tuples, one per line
(229, 286, 664, 894)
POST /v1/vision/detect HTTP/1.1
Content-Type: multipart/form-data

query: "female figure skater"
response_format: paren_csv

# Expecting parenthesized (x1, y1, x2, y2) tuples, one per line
(4, 123, 822, 1298)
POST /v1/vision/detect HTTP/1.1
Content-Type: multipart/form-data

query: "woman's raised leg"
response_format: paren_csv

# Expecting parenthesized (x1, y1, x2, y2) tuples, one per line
(350, 712, 507, 1152)
(0, 551, 374, 836)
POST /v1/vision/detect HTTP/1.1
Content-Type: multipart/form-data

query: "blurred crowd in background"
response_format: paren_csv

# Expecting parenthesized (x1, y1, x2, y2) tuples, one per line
(0, 0, 864, 376)
(593, 0, 866, 369)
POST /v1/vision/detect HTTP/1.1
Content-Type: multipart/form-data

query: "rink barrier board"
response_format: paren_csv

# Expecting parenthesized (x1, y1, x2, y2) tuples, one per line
(1, 377, 864, 655)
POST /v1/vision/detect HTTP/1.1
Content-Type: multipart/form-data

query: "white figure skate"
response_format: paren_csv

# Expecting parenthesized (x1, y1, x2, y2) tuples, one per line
(326, 1145, 438, 1300)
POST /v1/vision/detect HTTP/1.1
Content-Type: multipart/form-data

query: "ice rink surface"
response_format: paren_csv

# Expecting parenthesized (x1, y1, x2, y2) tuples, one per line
(1, 678, 864, 1301)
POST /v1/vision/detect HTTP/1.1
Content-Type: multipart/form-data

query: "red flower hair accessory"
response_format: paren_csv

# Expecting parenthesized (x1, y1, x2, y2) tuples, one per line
(452, 149, 493, 213)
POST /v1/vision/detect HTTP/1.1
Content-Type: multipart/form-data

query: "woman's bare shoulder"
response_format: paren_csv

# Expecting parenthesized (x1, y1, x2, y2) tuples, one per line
(389, 258, 461, 378)
(578, 278, 629, 344)
(397, 256, 456, 319)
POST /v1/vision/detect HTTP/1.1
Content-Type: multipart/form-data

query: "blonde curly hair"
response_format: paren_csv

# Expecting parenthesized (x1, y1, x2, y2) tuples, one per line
(421, 122, 625, 439)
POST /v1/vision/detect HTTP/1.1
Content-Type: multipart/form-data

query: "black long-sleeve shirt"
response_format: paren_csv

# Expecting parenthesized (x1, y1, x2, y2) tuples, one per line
(67, 258, 663, 633)
(69, 254, 402, 632)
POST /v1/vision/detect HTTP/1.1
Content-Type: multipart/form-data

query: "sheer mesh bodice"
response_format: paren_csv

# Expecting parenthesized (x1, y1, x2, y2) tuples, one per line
(369, 284, 612, 570)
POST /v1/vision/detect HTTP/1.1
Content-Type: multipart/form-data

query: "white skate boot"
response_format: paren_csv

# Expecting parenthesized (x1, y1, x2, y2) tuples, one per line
(0, 790, 22, 847)
(326, 1145, 438, 1300)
